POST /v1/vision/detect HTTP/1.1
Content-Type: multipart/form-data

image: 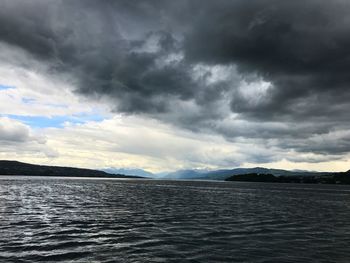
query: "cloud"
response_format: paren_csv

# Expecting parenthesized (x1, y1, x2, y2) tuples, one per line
(0, 1, 235, 118)
(42, 116, 245, 171)
(0, 117, 32, 143)
(1, 0, 350, 166)
(25, 115, 350, 172)
(0, 1, 195, 113)
(0, 42, 109, 118)
(0, 117, 58, 158)
(184, 0, 350, 122)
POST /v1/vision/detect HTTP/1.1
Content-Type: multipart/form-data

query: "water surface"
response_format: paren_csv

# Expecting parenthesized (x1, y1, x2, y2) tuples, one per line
(1, 176, 350, 262)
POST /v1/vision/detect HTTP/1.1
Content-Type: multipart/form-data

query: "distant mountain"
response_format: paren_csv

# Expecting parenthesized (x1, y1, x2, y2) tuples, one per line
(163, 169, 211, 179)
(102, 168, 154, 178)
(0, 160, 141, 178)
(160, 167, 331, 180)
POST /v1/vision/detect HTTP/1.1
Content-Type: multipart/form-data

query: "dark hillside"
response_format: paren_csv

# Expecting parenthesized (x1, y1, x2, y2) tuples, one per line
(0, 160, 141, 178)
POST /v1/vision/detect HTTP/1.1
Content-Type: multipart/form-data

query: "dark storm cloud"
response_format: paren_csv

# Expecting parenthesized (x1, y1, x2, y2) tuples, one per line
(0, 0, 198, 113)
(1, 0, 350, 159)
(184, 0, 350, 121)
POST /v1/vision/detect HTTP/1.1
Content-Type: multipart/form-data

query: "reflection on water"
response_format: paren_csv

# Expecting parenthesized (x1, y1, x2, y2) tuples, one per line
(1, 177, 350, 262)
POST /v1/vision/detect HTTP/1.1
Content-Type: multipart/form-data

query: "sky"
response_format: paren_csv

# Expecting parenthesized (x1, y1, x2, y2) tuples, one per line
(1, 0, 350, 172)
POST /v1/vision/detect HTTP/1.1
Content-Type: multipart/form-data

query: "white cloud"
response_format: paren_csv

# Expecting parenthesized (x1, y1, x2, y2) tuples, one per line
(42, 116, 244, 172)
(0, 117, 58, 158)
(1, 114, 341, 173)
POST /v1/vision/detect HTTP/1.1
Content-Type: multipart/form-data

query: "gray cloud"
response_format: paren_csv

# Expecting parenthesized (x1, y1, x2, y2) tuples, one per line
(0, 119, 31, 143)
(1, 0, 350, 161)
(0, 0, 196, 114)
(184, 0, 350, 121)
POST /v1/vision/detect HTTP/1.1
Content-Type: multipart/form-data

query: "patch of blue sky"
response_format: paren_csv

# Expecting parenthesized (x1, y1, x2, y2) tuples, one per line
(21, 97, 36, 104)
(69, 113, 105, 123)
(0, 84, 14, 91)
(44, 103, 68, 108)
(2, 113, 106, 128)
(21, 98, 68, 108)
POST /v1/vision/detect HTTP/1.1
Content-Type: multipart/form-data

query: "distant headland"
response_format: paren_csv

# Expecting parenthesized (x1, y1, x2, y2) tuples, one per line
(225, 172, 350, 185)
(0, 160, 142, 179)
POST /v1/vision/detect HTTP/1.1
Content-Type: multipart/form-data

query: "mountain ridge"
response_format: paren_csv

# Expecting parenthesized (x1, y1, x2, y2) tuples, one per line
(162, 167, 333, 180)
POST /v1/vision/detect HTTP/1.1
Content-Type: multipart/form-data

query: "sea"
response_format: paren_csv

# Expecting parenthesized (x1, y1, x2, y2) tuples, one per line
(1, 176, 350, 262)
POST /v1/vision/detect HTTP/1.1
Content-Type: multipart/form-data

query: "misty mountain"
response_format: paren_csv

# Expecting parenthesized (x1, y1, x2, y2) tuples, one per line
(163, 169, 211, 179)
(102, 168, 154, 178)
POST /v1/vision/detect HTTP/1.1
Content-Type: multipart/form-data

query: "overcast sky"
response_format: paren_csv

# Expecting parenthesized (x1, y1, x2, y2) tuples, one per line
(1, 0, 350, 172)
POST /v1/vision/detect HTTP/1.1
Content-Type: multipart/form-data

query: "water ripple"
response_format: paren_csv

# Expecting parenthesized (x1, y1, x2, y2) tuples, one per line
(1, 177, 350, 262)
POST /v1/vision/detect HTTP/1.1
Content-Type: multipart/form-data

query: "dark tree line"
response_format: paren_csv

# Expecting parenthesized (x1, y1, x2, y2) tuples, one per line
(225, 171, 350, 184)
